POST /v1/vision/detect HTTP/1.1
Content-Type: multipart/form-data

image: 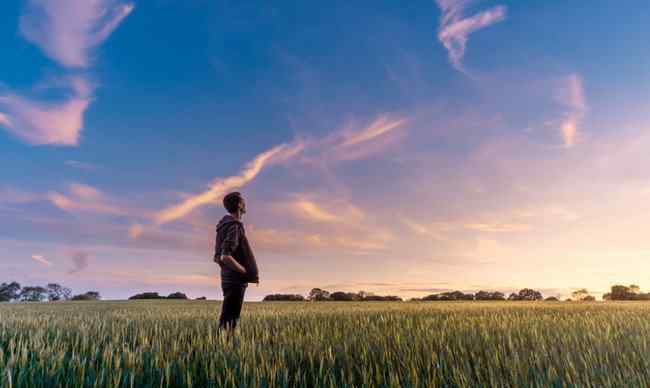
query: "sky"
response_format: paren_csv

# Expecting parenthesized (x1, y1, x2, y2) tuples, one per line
(2, 0, 650, 301)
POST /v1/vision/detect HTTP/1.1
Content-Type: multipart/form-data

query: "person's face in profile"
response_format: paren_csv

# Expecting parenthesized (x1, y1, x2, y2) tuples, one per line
(239, 197, 247, 215)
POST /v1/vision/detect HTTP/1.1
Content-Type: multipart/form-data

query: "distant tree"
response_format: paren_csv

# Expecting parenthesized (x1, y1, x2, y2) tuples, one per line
(544, 296, 559, 302)
(0, 282, 21, 302)
(129, 292, 163, 300)
(509, 288, 543, 301)
(19, 286, 48, 302)
(46, 283, 72, 301)
(195, 296, 207, 300)
(603, 284, 650, 300)
(330, 291, 360, 301)
(583, 295, 596, 301)
(357, 290, 376, 300)
(571, 288, 592, 302)
(71, 291, 101, 301)
(610, 285, 632, 300)
(475, 291, 505, 301)
(422, 290, 473, 301)
(308, 288, 330, 301)
(167, 292, 188, 300)
(263, 294, 305, 301)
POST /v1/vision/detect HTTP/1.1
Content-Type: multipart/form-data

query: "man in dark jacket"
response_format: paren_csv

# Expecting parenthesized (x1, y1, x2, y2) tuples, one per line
(213, 191, 259, 334)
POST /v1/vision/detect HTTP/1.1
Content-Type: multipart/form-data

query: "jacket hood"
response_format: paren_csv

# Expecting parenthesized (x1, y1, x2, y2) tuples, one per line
(217, 214, 241, 232)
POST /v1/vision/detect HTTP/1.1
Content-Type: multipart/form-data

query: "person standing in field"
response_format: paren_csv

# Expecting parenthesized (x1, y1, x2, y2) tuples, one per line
(213, 191, 259, 334)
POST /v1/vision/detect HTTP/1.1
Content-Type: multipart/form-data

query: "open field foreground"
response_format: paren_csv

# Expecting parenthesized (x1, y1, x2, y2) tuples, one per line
(2, 300, 650, 387)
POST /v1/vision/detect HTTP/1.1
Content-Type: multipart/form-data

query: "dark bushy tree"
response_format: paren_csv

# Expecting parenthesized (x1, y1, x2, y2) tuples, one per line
(603, 284, 650, 300)
(47, 283, 72, 301)
(475, 291, 506, 300)
(508, 288, 543, 301)
(71, 291, 101, 301)
(129, 292, 164, 300)
(19, 286, 48, 302)
(0, 282, 21, 302)
(308, 288, 330, 301)
(167, 292, 188, 300)
(421, 290, 474, 301)
(330, 291, 361, 301)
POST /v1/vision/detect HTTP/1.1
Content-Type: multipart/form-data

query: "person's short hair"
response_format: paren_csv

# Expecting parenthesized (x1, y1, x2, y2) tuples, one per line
(223, 192, 243, 214)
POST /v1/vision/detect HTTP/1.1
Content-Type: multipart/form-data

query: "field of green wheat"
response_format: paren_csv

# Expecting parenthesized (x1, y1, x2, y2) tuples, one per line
(2, 300, 650, 387)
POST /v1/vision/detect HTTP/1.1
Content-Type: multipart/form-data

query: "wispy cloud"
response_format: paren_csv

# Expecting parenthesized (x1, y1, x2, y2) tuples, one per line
(555, 73, 587, 148)
(435, 0, 507, 73)
(0, 77, 92, 146)
(151, 114, 405, 225)
(154, 142, 304, 225)
(0, 1, 134, 146)
(283, 195, 365, 224)
(402, 216, 532, 238)
(31, 254, 53, 267)
(20, 0, 134, 68)
(401, 217, 453, 240)
(338, 115, 407, 148)
(47, 182, 126, 215)
(291, 199, 339, 222)
(316, 115, 409, 162)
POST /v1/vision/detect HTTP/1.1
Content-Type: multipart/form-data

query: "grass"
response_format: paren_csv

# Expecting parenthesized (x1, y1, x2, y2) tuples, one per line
(2, 300, 650, 387)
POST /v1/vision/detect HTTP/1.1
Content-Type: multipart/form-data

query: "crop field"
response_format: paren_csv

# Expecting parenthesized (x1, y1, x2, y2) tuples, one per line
(2, 300, 650, 387)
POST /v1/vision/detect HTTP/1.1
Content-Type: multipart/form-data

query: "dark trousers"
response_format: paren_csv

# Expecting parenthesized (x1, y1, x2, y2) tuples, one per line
(218, 282, 247, 332)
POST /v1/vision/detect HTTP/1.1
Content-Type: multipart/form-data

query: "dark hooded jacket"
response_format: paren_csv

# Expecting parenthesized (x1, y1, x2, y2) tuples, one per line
(214, 214, 259, 285)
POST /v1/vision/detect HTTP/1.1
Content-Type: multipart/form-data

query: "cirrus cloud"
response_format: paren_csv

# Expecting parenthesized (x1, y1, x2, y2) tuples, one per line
(435, 0, 507, 73)
(20, 0, 134, 68)
(0, 77, 92, 146)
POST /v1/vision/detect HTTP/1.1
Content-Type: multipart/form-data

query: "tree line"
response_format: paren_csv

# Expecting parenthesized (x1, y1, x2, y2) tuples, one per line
(264, 288, 403, 301)
(4, 281, 647, 302)
(128, 292, 207, 300)
(0, 281, 100, 302)
(263, 287, 607, 302)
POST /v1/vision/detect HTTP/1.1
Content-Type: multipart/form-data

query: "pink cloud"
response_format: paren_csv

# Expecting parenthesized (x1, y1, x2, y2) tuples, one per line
(154, 142, 305, 225)
(47, 182, 126, 215)
(555, 73, 587, 148)
(20, 0, 134, 68)
(281, 195, 365, 224)
(0, 76, 92, 146)
(300, 115, 408, 164)
(31, 254, 53, 267)
(435, 0, 507, 73)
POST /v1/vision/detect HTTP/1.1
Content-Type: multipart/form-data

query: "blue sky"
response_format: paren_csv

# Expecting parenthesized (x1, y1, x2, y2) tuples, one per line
(2, 0, 650, 301)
